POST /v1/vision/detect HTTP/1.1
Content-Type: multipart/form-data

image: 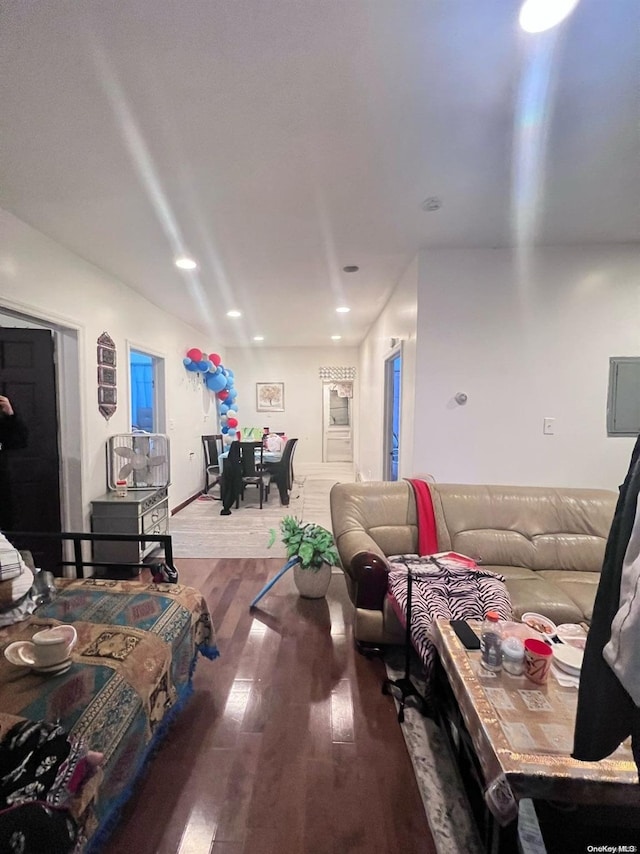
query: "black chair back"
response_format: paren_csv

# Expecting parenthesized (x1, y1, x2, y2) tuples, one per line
(202, 434, 223, 468)
(280, 438, 298, 490)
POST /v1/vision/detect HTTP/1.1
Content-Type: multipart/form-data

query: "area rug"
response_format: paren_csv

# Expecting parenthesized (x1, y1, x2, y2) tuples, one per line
(170, 462, 353, 560)
(384, 648, 484, 854)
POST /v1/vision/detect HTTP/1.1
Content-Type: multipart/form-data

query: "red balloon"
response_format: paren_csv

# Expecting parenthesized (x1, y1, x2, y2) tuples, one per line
(186, 347, 203, 362)
(209, 353, 221, 366)
(227, 417, 238, 428)
(217, 390, 229, 401)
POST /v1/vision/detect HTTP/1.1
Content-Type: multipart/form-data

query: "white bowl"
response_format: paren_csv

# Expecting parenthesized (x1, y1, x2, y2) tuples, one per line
(521, 612, 557, 636)
(553, 642, 584, 674)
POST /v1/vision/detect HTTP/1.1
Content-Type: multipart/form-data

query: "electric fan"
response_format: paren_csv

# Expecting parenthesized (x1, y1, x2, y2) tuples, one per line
(107, 434, 171, 490)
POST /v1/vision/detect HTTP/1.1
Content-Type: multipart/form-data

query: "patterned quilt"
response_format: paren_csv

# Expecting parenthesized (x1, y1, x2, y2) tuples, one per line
(0, 578, 218, 852)
(387, 553, 512, 703)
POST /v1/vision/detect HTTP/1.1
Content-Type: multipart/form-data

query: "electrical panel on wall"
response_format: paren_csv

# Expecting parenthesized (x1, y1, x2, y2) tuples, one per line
(107, 434, 171, 490)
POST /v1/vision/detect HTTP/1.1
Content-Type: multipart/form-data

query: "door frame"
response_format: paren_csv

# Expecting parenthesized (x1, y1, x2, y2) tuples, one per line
(0, 301, 83, 533)
(322, 380, 353, 462)
(383, 342, 403, 481)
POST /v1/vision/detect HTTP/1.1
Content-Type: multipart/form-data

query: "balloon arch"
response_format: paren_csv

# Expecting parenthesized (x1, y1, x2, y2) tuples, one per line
(183, 348, 239, 444)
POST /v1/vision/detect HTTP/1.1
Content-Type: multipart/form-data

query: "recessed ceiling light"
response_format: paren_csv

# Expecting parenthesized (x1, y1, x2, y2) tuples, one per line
(336, 306, 350, 314)
(421, 197, 442, 212)
(253, 335, 264, 341)
(519, 0, 580, 33)
(331, 335, 342, 341)
(343, 265, 359, 273)
(226, 310, 242, 318)
(174, 256, 198, 270)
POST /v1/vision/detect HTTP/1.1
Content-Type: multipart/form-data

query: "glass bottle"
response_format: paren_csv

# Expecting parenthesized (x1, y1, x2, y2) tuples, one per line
(116, 479, 128, 498)
(480, 610, 503, 672)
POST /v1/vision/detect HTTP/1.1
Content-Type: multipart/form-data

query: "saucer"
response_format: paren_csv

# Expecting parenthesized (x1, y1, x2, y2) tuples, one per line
(32, 658, 72, 675)
(4, 642, 72, 674)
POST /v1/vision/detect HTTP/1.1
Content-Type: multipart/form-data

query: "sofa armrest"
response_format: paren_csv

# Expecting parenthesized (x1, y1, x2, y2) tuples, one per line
(350, 551, 391, 612)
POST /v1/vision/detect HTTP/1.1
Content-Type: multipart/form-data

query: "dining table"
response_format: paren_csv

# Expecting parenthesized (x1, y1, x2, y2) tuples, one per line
(217, 447, 282, 472)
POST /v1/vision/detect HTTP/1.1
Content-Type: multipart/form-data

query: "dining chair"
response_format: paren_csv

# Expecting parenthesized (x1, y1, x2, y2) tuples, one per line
(202, 434, 224, 496)
(238, 441, 271, 509)
(265, 438, 298, 506)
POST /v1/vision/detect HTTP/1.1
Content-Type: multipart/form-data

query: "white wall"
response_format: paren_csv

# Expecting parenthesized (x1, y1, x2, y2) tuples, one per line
(226, 345, 358, 463)
(0, 208, 221, 521)
(414, 246, 640, 490)
(357, 257, 418, 481)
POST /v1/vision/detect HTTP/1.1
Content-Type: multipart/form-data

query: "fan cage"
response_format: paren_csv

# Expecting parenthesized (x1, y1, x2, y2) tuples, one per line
(107, 433, 171, 491)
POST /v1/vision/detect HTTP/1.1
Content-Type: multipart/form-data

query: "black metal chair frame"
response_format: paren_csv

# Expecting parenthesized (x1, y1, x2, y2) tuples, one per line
(3, 530, 176, 579)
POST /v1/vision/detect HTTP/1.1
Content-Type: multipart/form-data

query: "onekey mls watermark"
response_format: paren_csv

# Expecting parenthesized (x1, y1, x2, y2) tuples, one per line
(586, 847, 638, 853)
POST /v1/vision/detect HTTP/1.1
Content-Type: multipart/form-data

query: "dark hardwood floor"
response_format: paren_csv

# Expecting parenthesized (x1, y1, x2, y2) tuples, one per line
(104, 558, 436, 854)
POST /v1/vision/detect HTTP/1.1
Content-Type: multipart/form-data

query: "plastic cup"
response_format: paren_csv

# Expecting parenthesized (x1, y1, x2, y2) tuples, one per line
(523, 637, 553, 684)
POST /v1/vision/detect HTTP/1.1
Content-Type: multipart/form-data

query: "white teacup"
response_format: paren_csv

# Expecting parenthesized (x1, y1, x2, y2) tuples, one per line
(17, 625, 77, 668)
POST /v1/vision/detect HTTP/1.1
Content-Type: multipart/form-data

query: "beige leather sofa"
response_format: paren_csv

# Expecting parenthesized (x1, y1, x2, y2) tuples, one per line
(330, 481, 617, 647)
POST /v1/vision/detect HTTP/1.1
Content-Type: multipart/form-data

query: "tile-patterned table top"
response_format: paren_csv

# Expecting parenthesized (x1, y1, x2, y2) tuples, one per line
(432, 619, 638, 805)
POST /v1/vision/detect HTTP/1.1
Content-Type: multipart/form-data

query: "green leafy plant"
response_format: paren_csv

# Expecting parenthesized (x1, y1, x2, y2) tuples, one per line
(269, 515, 339, 570)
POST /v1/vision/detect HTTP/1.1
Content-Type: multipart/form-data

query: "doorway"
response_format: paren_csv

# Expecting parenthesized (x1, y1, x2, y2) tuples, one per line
(0, 328, 61, 571)
(128, 347, 165, 433)
(0, 310, 82, 573)
(383, 348, 402, 480)
(322, 381, 353, 462)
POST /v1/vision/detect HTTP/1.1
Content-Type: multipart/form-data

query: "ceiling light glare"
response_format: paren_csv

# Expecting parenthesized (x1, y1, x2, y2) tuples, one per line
(343, 265, 359, 273)
(331, 335, 342, 341)
(253, 335, 264, 341)
(174, 256, 198, 270)
(226, 310, 242, 318)
(519, 0, 580, 33)
(336, 306, 351, 314)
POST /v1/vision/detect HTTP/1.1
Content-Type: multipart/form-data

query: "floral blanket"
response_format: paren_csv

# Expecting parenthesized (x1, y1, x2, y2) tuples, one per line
(0, 579, 218, 852)
(387, 553, 511, 703)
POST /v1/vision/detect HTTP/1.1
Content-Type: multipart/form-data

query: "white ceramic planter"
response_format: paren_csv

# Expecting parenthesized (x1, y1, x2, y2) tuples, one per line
(293, 562, 332, 599)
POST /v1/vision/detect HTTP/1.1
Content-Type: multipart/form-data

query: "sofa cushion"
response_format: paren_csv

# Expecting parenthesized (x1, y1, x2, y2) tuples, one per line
(430, 484, 614, 574)
(538, 570, 600, 623)
(487, 564, 585, 624)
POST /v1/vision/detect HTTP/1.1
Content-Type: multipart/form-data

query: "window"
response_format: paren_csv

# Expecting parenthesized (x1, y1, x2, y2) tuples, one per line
(607, 357, 640, 436)
(329, 390, 350, 426)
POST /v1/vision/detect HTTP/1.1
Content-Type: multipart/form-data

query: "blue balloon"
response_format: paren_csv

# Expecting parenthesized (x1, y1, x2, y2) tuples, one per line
(198, 359, 209, 372)
(221, 425, 229, 434)
(219, 404, 229, 414)
(206, 361, 215, 372)
(183, 357, 192, 367)
(229, 403, 238, 412)
(227, 370, 234, 378)
(186, 361, 199, 372)
(228, 388, 237, 400)
(207, 372, 227, 392)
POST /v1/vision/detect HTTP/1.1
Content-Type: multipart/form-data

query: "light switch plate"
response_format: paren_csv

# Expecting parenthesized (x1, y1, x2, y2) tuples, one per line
(543, 417, 555, 435)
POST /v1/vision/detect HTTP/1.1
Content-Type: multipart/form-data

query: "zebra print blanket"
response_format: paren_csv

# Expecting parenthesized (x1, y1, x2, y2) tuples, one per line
(387, 553, 512, 702)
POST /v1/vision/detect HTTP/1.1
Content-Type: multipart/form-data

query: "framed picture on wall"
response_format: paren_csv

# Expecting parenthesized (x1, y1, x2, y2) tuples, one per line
(97, 365, 116, 386)
(97, 345, 117, 367)
(256, 382, 284, 412)
(98, 386, 117, 405)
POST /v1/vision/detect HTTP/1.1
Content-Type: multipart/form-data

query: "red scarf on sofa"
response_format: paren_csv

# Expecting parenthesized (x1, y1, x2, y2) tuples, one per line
(406, 478, 438, 556)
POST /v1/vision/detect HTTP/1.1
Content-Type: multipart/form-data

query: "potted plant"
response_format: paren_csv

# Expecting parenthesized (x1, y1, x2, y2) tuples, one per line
(269, 515, 339, 598)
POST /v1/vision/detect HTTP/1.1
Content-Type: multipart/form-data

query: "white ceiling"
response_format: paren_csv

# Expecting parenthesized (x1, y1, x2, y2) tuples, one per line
(1, 1, 638, 347)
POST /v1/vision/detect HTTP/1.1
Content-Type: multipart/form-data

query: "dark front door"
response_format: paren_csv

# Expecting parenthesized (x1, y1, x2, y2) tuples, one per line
(0, 328, 62, 572)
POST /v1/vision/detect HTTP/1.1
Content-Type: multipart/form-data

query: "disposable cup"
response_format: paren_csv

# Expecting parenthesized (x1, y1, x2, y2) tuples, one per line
(523, 637, 552, 684)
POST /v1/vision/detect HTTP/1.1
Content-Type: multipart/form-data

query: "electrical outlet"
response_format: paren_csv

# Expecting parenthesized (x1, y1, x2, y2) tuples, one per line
(169, 419, 175, 431)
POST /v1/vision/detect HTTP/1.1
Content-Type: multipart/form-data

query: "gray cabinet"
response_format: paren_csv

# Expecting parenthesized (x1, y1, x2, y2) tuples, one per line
(90, 487, 169, 567)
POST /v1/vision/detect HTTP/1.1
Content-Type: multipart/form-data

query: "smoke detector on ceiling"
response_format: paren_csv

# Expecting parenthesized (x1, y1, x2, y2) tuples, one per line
(421, 196, 443, 212)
